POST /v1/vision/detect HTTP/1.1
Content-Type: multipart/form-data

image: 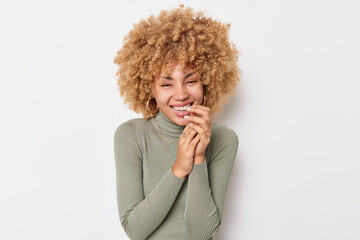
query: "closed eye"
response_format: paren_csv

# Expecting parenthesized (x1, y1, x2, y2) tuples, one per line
(160, 80, 197, 87)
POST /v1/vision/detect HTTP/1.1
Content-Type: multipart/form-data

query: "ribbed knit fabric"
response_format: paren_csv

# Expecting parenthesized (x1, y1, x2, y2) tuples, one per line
(114, 109, 239, 240)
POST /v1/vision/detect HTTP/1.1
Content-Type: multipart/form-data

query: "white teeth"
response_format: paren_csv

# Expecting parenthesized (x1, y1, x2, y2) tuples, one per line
(171, 104, 191, 111)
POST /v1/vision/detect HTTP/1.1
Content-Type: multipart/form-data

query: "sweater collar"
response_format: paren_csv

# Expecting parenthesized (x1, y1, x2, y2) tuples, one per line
(152, 109, 185, 139)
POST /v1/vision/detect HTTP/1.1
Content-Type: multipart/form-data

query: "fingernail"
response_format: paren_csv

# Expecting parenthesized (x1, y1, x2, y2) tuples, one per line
(184, 115, 189, 119)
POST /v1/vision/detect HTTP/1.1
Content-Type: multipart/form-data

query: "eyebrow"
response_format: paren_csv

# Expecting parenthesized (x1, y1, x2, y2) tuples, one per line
(163, 71, 196, 80)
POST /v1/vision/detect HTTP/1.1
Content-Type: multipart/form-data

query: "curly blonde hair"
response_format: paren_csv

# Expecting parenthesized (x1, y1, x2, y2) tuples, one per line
(114, 4, 242, 120)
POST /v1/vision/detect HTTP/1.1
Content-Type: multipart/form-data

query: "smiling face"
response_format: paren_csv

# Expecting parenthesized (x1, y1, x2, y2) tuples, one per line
(153, 62, 204, 126)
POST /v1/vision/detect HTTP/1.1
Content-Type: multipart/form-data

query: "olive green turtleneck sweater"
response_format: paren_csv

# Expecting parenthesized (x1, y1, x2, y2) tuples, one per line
(114, 109, 239, 240)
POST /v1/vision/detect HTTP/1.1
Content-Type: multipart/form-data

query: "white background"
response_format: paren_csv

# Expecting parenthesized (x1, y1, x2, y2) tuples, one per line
(1, 0, 359, 239)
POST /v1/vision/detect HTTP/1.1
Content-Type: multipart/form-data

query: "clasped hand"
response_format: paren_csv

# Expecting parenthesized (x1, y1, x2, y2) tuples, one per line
(176, 101, 212, 168)
(184, 101, 212, 158)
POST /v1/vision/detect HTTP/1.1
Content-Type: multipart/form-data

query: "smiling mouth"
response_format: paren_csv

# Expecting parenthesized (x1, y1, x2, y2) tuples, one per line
(170, 102, 194, 112)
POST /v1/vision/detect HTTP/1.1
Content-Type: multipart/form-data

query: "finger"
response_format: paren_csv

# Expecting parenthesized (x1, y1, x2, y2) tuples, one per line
(179, 124, 190, 141)
(184, 121, 198, 134)
(185, 129, 198, 144)
(187, 103, 211, 123)
(179, 124, 191, 142)
(190, 102, 198, 117)
(191, 104, 210, 112)
(189, 134, 201, 148)
(184, 115, 210, 130)
(184, 126, 197, 137)
(190, 101, 201, 117)
(181, 125, 198, 144)
(188, 107, 211, 121)
(191, 101, 210, 111)
(188, 106, 206, 116)
(189, 123, 210, 144)
(189, 123, 209, 136)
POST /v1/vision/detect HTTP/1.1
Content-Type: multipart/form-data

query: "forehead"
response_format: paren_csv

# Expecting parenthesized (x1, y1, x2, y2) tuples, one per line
(162, 64, 195, 77)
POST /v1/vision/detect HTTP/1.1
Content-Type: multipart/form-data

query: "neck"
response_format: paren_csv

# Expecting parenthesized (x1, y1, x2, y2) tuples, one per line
(152, 109, 185, 139)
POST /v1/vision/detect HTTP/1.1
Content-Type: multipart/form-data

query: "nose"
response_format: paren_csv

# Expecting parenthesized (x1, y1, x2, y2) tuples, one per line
(173, 85, 188, 101)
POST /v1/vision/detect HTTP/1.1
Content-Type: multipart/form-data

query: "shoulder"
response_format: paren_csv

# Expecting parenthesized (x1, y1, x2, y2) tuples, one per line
(208, 122, 239, 157)
(114, 118, 145, 162)
(114, 117, 149, 141)
(115, 118, 148, 133)
(211, 122, 239, 145)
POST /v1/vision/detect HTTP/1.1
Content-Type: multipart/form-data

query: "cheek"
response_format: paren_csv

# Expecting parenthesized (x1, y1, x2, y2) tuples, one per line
(190, 86, 204, 99)
(155, 90, 172, 104)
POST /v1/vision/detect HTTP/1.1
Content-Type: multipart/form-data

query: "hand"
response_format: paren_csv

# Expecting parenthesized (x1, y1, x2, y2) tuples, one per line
(173, 123, 201, 177)
(184, 101, 212, 159)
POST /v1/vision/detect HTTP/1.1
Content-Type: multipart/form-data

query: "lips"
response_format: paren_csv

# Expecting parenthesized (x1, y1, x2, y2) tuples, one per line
(170, 102, 194, 108)
(169, 102, 193, 117)
(170, 106, 191, 116)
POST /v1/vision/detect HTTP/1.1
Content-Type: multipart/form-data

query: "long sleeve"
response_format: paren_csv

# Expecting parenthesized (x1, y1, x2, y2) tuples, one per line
(114, 121, 186, 240)
(184, 126, 239, 239)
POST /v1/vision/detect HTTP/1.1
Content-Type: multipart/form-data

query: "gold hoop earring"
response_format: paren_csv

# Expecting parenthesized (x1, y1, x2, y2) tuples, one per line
(202, 94, 207, 106)
(146, 97, 159, 113)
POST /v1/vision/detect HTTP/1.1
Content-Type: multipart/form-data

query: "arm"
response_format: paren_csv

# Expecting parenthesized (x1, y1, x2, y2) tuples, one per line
(114, 121, 186, 240)
(184, 126, 239, 239)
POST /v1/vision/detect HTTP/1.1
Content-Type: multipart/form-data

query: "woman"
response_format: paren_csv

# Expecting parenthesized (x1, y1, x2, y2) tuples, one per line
(113, 4, 241, 240)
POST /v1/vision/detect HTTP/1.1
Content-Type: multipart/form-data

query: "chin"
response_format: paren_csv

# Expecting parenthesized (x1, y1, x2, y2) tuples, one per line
(167, 111, 188, 126)
(174, 119, 187, 126)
